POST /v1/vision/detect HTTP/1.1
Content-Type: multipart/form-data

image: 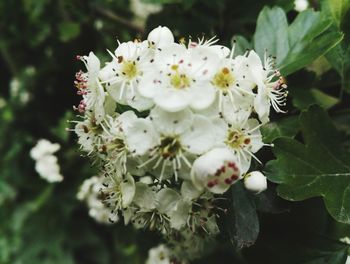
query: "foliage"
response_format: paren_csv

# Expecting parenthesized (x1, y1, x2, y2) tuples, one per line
(0, 0, 350, 263)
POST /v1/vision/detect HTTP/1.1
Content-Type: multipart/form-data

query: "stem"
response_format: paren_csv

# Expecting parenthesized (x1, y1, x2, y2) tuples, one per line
(93, 5, 144, 34)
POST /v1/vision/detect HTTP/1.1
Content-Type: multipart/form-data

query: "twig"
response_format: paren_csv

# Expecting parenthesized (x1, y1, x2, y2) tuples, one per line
(93, 5, 144, 34)
(0, 41, 18, 76)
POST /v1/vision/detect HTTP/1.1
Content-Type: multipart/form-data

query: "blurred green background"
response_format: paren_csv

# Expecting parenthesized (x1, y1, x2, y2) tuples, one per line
(1, 0, 350, 263)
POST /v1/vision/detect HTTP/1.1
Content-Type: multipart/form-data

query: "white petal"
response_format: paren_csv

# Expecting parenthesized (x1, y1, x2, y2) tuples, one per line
(168, 200, 191, 230)
(254, 86, 270, 124)
(180, 181, 202, 201)
(133, 182, 156, 210)
(155, 188, 181, 214)
(246, 51, 265, 86)
(246, 118, 264, 153)
(154, 88, 191, 112)
(125, 88, 154, 112)
(121, 174, 135, 207)
(189, 84, 216, 110)
(86, 52, 100, 76)
(138, 72, 161, 98)
(155, 43, 188, 68)
(147, 26, 174, 49)
(181, 115, 216, 154)
(125, 118, 158, 156)
(150, 106, 193, 135)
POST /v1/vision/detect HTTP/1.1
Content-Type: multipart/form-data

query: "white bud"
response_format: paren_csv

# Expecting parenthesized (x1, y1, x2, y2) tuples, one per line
(191, 148, 242, 194)
(294, 0, 308, 12)
(244, 171, 267, 193)
(147, 26, 174, 49)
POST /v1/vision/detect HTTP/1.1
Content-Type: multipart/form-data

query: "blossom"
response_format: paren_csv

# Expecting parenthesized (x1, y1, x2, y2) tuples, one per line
(146, 244, 173, 264)
(243, 171, 267, 193)
(77, 176, 112, 224)
(71, 26, 288, 263)
(75, 52, 106, 123)
(246, 51, 287, 123)
(215, 118, 264, 168)
(131, 182, 181, 232)
(126, 107, 216, 181)
(100, 171, 136, 223)
(138, 43, 219, 112)
(30, 139, 63, 183)
(99, 41, 153, 111)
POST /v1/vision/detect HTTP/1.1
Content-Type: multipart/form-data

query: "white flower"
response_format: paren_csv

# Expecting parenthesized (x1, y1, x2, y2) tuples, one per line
(147, 26, 174, 49)
(126, 107, 217, 181)
(346, 256, 350, 264)
(30, 139, 63, 183)
(73, 114, 105, 154)
(98, 41, 153, 111)
(99, 111, 138, 172)
(146, 244, 172, 264)
(131, 0, 162, 27)
(100, 172, 136, 223)
(191, 148, 243, 194)
(246, 51, 287, 123)
(35, 155, 63, 183)
(30, 139, 60, 160)
(76, 52, 106, 123)
(138, 43, 219, 112)
(340, 237, 350, 245)
(215, 118, 264, 169)
(244, 171, 267, 193)
(209, 54, 255, 113)
(77, 176, 112, 224)
(294, 0, 309, 12)
(132, 182, 181, 231)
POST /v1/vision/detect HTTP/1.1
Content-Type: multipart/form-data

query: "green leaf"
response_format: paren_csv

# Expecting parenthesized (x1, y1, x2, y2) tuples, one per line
(253, 6, 289, 65)
(253, 7, 344, 76)
(224, 181, 259, 249)
(261, 116, 300, 143)
(292, 88, 339, 110)
(266, 105, 350, 224)
(326, 37, 350, 92)
(321, 0, 350, 26)
(232, 35, 252, 56)
(58, 22, 81, 42)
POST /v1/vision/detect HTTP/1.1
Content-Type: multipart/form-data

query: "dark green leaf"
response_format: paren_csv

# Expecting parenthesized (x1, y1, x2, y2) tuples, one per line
(261, 116, 300, 143)
(266, 105, 350, 224)
(253, 7, 343, 76)
(253, 6, 289, 65)
(233, 35, 252, 56)
(58, 22, 81, 42)
(225, 181, 259, 249)
(321, 0, 350, 26)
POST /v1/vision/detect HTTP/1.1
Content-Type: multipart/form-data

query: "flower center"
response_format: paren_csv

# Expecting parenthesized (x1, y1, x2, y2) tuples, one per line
(159, 136, 182, 159)
(170, 65, 191, 89)
(121, 61, 138, 80)
(212, 67, 235, 90)
(108, 138, 125, 152)
(225, 129, 250, 149)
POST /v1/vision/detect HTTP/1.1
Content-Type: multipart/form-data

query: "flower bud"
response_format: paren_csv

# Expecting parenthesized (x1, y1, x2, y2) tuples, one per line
(244, 171, 267, 193)
(191, 148, 242, 194)
(294, 0, 308, 12)
(147, 26, 174, 49)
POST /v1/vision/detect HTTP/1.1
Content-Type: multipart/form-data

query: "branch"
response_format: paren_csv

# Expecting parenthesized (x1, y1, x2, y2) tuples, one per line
(93, 5, 145, 34)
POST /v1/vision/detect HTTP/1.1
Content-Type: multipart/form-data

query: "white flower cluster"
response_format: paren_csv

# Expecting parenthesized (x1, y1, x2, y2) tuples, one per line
(30, 139, 63, 183)
(77, 176, 113, 224)
(72, 26, 287, 261)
